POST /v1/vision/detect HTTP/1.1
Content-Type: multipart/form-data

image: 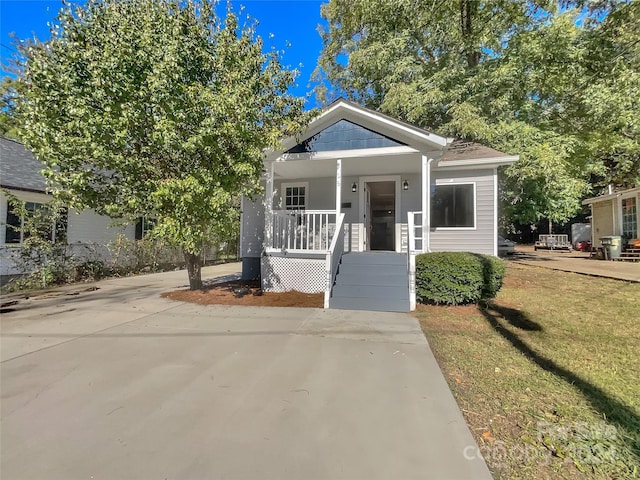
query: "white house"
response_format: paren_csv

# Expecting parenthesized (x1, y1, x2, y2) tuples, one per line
(240, 99, 518, 312)
(0, 136, 138, 280)
(582, 186, 639, 248)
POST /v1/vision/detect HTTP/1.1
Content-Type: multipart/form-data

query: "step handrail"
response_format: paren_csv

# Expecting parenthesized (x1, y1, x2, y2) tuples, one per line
(324, 212, 346, 308)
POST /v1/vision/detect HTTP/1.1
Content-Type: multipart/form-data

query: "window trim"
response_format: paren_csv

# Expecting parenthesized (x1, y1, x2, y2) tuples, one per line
(4, 201, 61, 245)
(431, 181, 477, 231)
(135, 216, 157, 240)
(280, 182, 309, 210)
(620, 194, 638, 239)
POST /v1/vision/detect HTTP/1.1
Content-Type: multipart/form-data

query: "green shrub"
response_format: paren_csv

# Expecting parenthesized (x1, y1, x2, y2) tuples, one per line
(75, 260, 106, 282)
(415, 252, 506, 305)
(478, 254, 506, 299)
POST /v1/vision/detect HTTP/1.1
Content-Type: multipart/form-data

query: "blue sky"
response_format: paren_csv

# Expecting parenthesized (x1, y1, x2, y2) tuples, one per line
(0, 0, 326, 108)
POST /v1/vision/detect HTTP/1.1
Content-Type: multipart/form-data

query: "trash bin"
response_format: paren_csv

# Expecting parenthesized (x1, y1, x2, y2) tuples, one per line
(600, 236, 622, 260)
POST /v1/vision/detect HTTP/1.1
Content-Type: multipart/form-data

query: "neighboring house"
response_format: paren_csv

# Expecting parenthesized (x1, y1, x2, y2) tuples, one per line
(0, 136, 137, 279)
(582, 187, 639, 246)
(240, 99, 518, 312)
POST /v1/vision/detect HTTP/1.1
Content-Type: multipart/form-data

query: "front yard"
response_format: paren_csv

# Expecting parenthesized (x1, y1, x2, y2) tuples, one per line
(415, 263, 640, 479)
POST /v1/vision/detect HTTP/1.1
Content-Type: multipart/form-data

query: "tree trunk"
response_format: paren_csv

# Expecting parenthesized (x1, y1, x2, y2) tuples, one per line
(460, 0, 480, 68)
(548, 219, 553, 235)
(184, 250, 203, 290)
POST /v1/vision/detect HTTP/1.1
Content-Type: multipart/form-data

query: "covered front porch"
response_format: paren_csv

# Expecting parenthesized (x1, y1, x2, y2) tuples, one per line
(240, 99, 516, 311)
(261, 147, 437, 310)
(264, 148, 435, 255)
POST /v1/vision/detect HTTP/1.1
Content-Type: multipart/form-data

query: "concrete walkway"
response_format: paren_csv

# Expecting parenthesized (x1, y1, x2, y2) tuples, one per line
(1, 264, 491, 480)
(511, 249, 640, 283)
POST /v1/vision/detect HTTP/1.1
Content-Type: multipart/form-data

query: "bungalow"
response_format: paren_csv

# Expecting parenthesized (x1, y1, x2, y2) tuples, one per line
(240, 99, 518, 312)
(582, 186, 640, 259)
(0, 136, 139, 281)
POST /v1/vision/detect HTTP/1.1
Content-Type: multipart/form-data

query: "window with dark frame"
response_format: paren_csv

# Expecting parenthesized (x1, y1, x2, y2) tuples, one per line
(135, 217, 157, 240)
(431, 184, 475, 228)
(4, 201, 66, 244)
(284, 185, 306, 210)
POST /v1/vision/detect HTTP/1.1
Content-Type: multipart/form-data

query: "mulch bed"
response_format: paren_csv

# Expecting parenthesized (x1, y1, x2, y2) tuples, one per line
(161, 279, 323, 308)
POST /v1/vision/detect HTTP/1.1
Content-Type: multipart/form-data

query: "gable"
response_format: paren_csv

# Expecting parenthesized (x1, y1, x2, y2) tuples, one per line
(285, 119, 407, 153)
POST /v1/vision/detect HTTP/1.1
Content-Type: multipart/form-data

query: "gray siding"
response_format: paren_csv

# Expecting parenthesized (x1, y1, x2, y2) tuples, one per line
(430, 169, 496, 255)
(262, 169, 497, 256)
(240, 196, 265, 258)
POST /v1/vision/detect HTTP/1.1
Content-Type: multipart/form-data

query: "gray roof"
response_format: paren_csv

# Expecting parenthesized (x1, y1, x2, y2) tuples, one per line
(441, 139, 511, 162)
(0, 137, 48, 192)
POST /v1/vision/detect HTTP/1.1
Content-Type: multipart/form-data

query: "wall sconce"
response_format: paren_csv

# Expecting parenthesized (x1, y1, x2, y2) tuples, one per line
(352, 182, 358, 193)
(402, 180, 409, 191)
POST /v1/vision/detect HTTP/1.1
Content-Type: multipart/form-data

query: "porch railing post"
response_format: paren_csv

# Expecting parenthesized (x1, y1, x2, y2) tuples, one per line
(421, 155, 428, 253)
(336, 158, 342, 219)
(265, 161, 274, 250)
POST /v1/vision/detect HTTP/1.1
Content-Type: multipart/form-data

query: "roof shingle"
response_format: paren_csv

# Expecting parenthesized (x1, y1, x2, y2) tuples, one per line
(0, 137, 48, 192)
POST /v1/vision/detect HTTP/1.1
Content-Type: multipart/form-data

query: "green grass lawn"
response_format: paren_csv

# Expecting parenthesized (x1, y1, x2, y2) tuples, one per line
(414, 263, 640, 479)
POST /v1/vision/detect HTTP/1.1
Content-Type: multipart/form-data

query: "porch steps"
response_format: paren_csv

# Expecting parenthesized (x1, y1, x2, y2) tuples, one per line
(329, 252, 410, 313)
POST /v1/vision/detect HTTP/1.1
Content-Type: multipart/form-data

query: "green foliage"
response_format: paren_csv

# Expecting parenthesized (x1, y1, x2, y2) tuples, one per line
(415, 252, 506, 305)
(0, 77, 21, 140)
(74, 260, 106, 282)
(15, 0, 312, 289)
(479, 254, 506, 299)
(316, 0, 640, 226)
(2, 192, 74, 290)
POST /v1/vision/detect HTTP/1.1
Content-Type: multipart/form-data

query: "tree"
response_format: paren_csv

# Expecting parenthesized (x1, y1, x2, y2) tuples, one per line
(315, 0, 639, 228)
(0, 77, 21, 140)
(16, 0, 311, 289)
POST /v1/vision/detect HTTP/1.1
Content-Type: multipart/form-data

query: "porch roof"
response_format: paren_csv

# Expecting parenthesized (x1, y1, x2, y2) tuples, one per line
(582, 187, 640, 205)
(273, 147, 424, 179)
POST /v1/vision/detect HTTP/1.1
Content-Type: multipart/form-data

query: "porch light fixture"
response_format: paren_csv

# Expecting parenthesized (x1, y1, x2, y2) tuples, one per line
(352, 182, 358, 193)
(403, 180, 409, 191)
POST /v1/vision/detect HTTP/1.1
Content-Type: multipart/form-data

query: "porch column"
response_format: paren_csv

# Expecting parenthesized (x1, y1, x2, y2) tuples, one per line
(335, 159, 342, 217)
(264, 161, 274, 249)
(421, 155, 432, 253)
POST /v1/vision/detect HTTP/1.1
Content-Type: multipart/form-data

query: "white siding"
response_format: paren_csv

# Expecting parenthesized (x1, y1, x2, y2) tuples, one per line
(430, 169, 496, 255)
(1, 190, 54, 276)
(67, 209, 135, 244)
(1, 190, 137, 277)
(0, 190, 52, 246)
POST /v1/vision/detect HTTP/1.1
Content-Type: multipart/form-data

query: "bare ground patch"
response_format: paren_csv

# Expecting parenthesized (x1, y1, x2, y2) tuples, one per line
(161, 279, 323, 308)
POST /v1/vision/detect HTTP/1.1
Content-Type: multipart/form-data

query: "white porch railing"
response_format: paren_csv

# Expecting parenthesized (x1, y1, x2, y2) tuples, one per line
(324, 213, 346, 308)
(270, 210, 337, 252)
(407, 211, 426, 311)
(407, 211, 425, 254)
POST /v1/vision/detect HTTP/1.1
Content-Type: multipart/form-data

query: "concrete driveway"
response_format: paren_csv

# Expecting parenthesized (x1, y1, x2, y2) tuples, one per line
(1, 264, 491, 479)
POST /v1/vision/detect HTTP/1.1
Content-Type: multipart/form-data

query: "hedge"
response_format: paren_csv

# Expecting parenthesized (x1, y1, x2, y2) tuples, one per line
(415, 252, 506, 305)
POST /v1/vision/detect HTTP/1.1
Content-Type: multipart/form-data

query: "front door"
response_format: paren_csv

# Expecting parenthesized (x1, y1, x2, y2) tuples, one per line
(366, 181, 396, 251)
(364, 183, 372, 250)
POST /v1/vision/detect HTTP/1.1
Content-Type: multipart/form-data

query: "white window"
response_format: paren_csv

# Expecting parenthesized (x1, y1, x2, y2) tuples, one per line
(431, 183, 476, 229)
(622, 197, 637, 239)
(281, 182, 308, 210)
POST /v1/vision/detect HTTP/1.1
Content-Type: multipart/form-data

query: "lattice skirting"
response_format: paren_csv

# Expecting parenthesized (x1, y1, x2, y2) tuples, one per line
(261, 255, 327, 293)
